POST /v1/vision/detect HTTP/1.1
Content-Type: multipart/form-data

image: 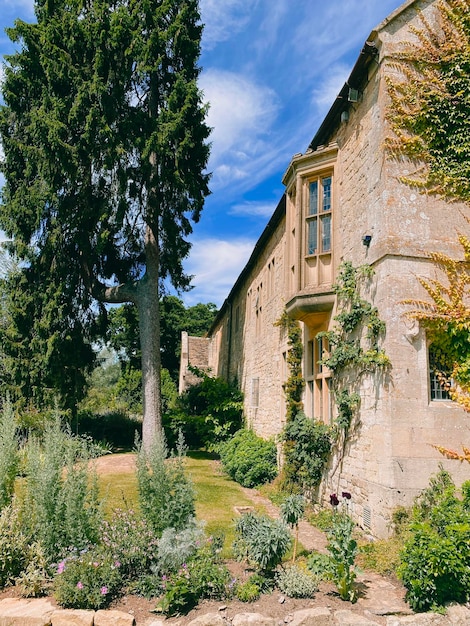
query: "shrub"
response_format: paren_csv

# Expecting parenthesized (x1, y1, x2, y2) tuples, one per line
(15, 542, 49, 598)
(100, 508, 159, 579)
(307, 551, 333, 580)
(157, 522, 206, 574)
(326, 513, 358, 603)
(235, 578, 261, 602)
(281, 412, 332, 493)
(276, 563, 318, 598)
(0, 504, 29, 588)
(137, 431, 195, 536)
(156, 540, 231, 616)
(398, 468, 470, 611)
(20, 418, 102, 565)
(0, 399, 18, 510)
(233, 512, 292, 575)
(53, 549, 122, 610)
(218, 429, 277, 488)
(175, 369, 244, 450)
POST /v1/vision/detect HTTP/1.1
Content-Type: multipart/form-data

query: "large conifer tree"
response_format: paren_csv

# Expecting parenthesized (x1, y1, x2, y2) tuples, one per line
(0, 0, 211, 446)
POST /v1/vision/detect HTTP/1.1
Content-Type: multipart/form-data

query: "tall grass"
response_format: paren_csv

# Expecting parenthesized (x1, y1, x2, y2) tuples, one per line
(0, 399, 18, 509)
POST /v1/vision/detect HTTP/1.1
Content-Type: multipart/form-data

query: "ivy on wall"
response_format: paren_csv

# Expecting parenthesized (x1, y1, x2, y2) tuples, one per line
(320, 261, 390, 436)
(275, 311, 305, 422)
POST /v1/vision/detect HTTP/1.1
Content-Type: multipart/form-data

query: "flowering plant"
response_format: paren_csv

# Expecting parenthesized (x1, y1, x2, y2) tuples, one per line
(53, 549, 122, 609)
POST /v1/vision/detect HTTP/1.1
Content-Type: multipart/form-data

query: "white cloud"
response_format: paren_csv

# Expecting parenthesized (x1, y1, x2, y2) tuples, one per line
(183, 237, 255, 307)
(201, 68, 280, 189)
(311, 63, 350, 116)
(229, 201, 276, 219)
(200, 0, 258, 49)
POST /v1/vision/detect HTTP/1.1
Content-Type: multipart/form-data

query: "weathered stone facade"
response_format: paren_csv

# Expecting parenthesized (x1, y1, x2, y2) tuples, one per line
(180, 0, 470, 537)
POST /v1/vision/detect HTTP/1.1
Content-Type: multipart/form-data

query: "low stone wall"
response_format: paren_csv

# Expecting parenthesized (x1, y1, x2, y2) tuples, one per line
(0, 599, 469, 626)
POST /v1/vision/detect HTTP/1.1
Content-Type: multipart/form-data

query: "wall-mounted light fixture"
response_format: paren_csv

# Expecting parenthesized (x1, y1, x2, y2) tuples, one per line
(362, 234, 372, 247)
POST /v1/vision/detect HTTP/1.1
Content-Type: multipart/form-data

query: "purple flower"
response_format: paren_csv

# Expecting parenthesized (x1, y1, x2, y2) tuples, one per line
(100, 586, 108, 595)
(57, 561, 66, 574)
(330, 493, 340, 506)
(342, 491, 352, 500)
(114, 561, 121, 568)
(76, 581, 84, 590)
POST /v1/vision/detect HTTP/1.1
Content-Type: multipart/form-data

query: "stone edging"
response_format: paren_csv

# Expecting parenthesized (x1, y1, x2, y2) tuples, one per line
(1, 599, 469, 626)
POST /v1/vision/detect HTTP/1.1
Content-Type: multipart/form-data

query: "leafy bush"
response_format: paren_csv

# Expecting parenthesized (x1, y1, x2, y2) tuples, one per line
(156, 540, 231, 616)
(53, 549, 122, 610)
(326, 513, 358, 603)
(276, 563, 318, 598)
(100, 508, 159, 579)
(281, 412, 332, 493)
(20, 419, 102, 565)
(219, 429, 277, 488)
(137, 432, 195, 536)
(157, 522, 206, 574)
(233, 512, 292, 574)
(0, 504, 29, 587)
(398, 468, 470, 611)
(170, 370, 243, 450)
(235, 578, 261, 602)
(15, 542, 49, 598)
(307, 551, 333, 580)
(0, 399, 18, 510)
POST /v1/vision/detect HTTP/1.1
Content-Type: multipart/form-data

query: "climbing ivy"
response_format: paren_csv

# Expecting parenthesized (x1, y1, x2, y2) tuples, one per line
(320, 262, 390, 435)
(275, 311, 304, 422)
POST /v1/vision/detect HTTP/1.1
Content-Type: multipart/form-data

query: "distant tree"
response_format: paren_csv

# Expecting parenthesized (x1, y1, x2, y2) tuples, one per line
(0, 0, 210, 446)
(107, 297, 217, 382)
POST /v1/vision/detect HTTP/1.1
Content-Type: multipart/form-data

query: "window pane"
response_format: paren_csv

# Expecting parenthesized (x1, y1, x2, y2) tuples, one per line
(307, 218, 318, 254)
(321, 215, 331, 252)
(309, 181, 318, 215)
(322, 177, 331, 212)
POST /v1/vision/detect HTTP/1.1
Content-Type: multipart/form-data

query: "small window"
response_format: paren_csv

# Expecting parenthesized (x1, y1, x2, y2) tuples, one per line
(429, 345, 452, 401)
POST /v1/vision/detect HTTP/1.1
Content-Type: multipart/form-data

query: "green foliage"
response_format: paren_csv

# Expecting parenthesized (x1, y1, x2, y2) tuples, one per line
(15, 542, 49, 598)
(74, 410, 142, 452)
(156, 540, 231, 616)
(53, 550, 122, 610)
(20, 418, 102, 565)
(334, 390, 360, 433)
(281, 494, 305, 528)
(398, 467, 470, 611)
(326, 513, 358, 603)
(281, 412, 332, 493)
(0, 504, 29, 587)
(358, 537, 403, 577)
(235, 577, 261, 602)
(275, 312, 304, 421)
(386, 0, 470, 201)
(0, 399, 18, 510)
(306, 551, 334, 580)
(137, 432, 195, 536)
(100, 508, 159, 580)
(233, 512, 292, 575)
(218, 429, 278, 488)
(321, 262, 389, 377)
(173, 369, 243, 450)
(157, 522, 206, 574)
(276, 563, 318, 598)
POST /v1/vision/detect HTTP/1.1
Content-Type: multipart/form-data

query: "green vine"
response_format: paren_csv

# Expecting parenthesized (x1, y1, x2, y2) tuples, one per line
(320, 261, 390, 435)
(320, 262, 390, 376)
(275, 311, 305, 422)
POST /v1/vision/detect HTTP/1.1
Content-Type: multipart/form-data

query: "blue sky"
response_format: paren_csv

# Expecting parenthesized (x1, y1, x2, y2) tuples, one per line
(0, 0, 404, 307)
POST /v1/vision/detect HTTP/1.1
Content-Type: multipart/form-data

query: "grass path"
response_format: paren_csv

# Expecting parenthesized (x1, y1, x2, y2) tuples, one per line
(96, 451, 260, 553)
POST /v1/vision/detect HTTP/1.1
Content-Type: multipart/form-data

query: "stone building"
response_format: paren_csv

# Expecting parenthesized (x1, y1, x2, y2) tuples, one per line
(179, 0, 469, 537)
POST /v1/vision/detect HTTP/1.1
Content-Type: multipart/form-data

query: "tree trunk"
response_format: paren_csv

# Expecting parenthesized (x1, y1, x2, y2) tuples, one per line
(136, 225, 162, 450)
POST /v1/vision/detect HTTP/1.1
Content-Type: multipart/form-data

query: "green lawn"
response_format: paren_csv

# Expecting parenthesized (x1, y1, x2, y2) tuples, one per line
(97, 451, 261, 555)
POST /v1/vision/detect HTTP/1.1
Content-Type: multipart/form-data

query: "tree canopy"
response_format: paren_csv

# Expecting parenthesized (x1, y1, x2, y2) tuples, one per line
(0, 0, 211, 445)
